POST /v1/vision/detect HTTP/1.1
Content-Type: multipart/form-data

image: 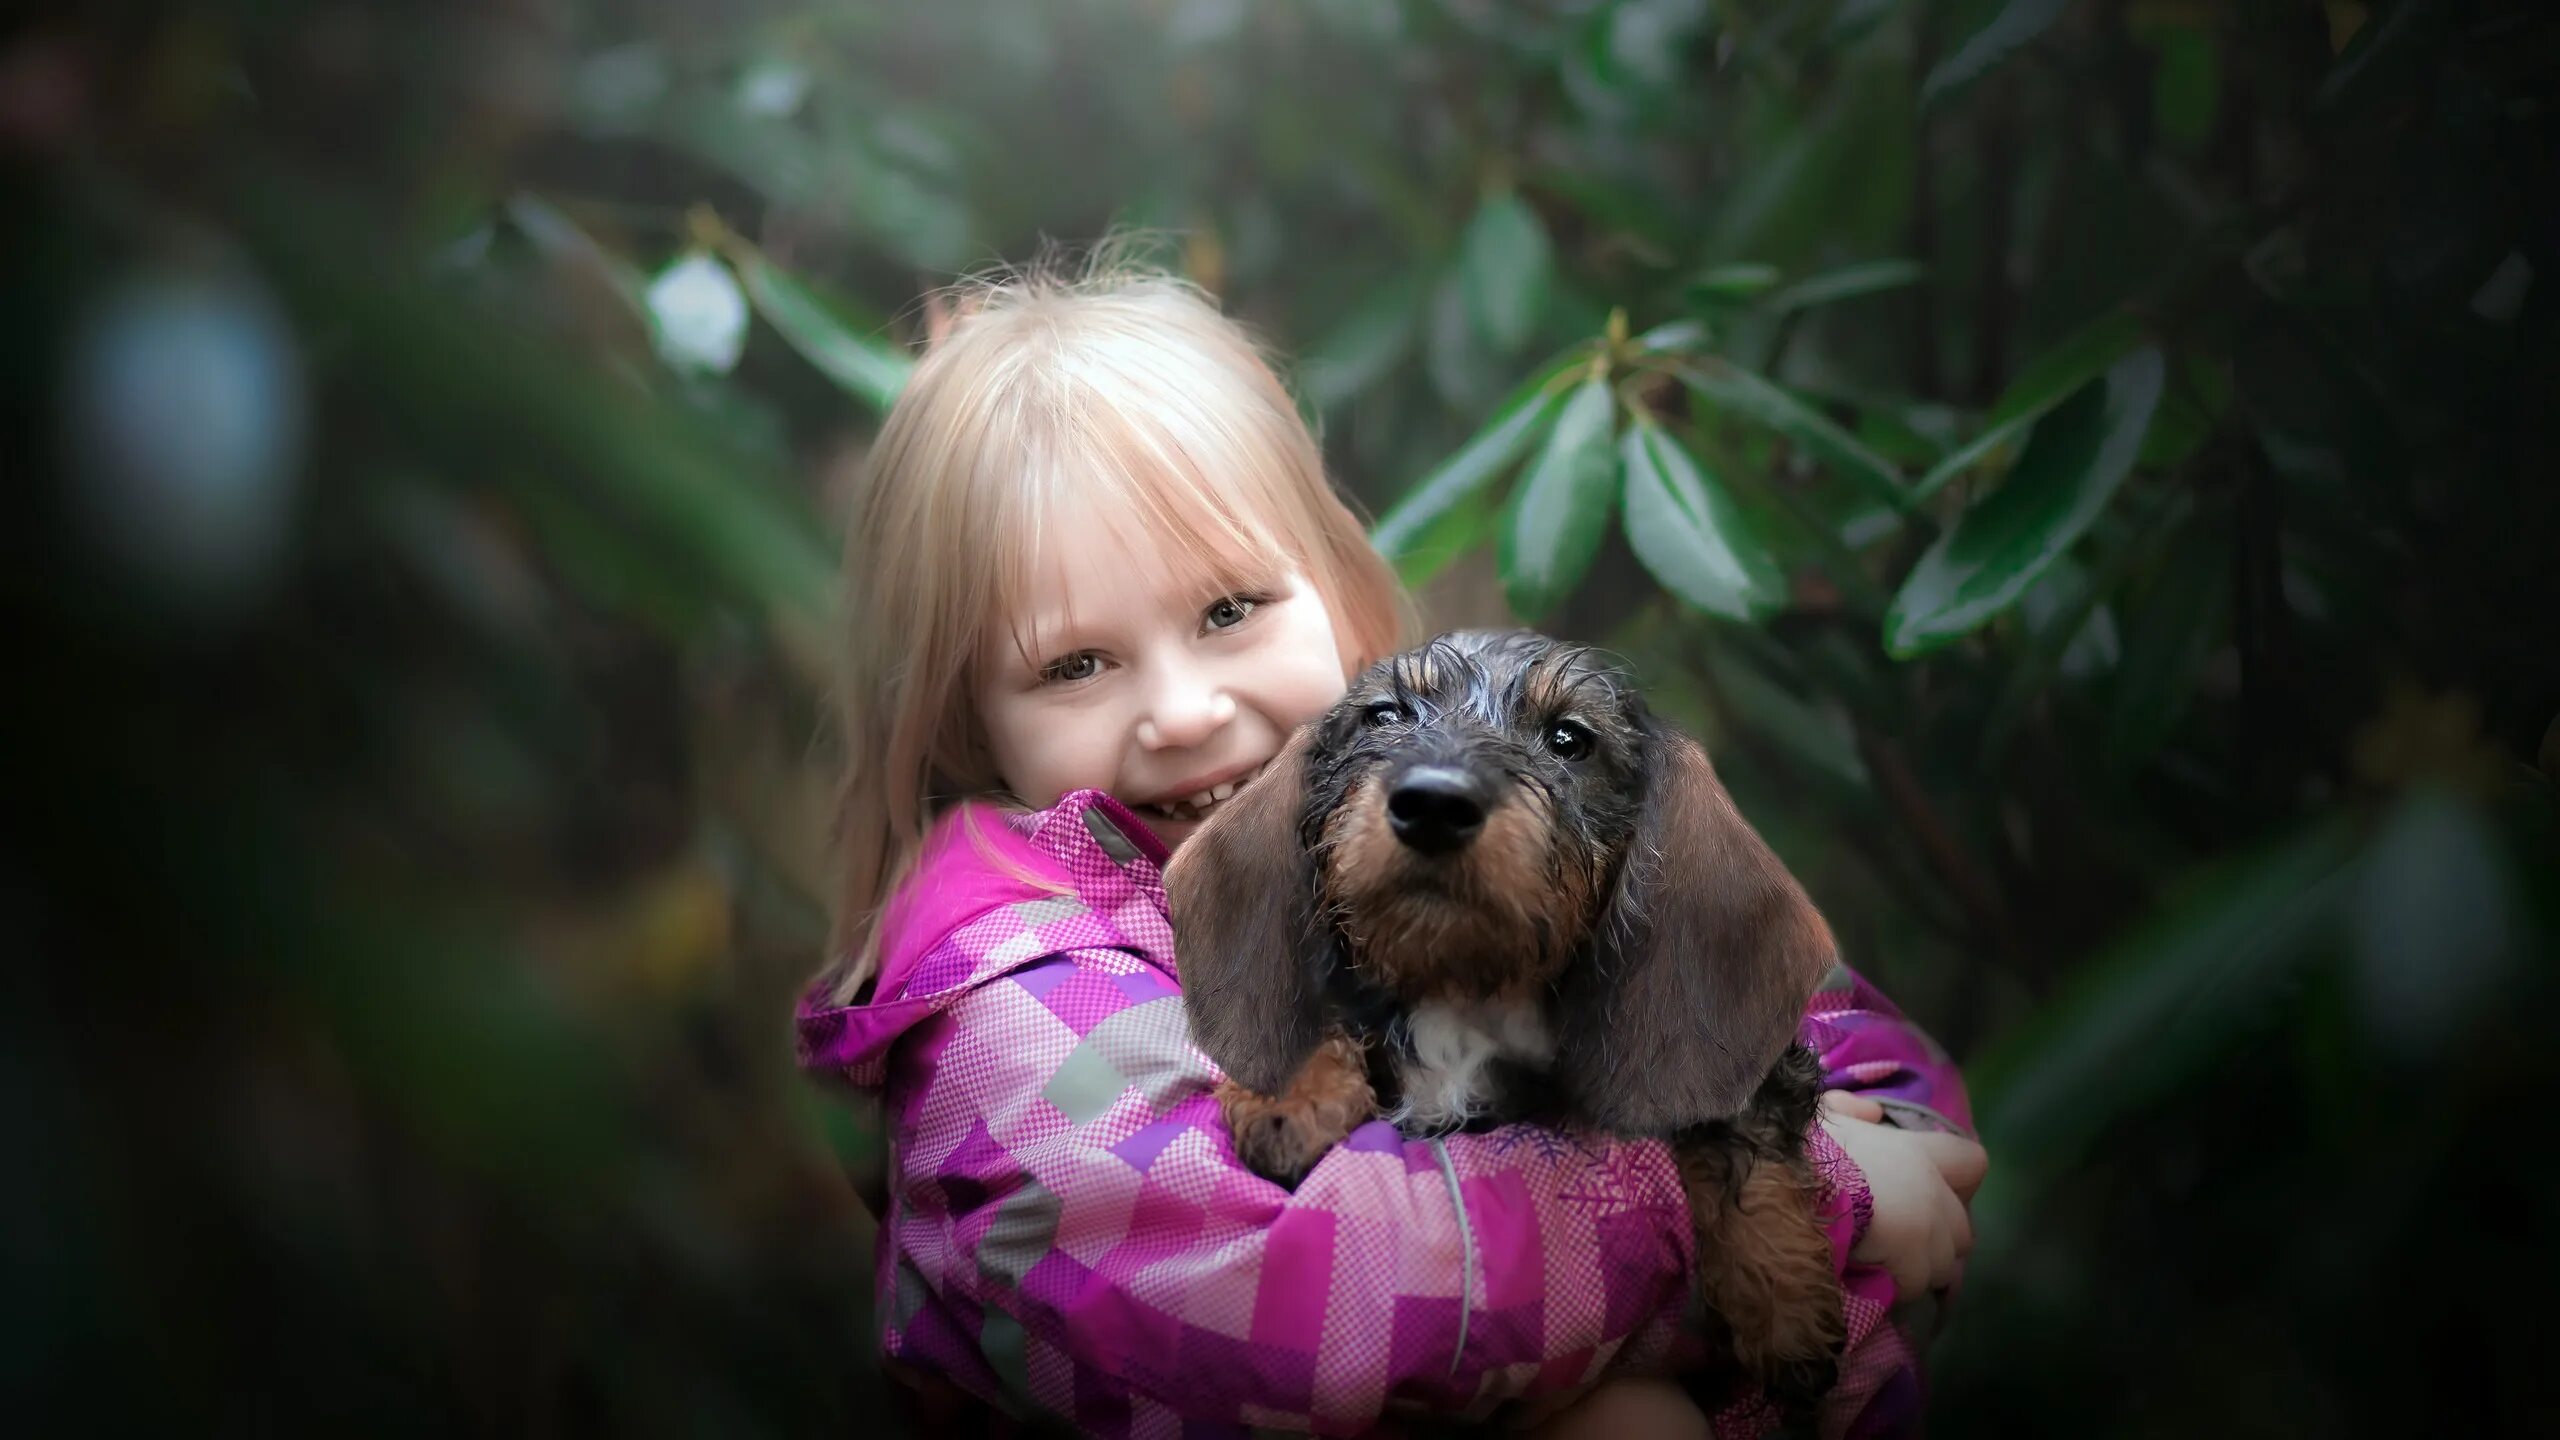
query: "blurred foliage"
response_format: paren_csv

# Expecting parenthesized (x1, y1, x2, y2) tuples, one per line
(7, 0, 2557, 1433)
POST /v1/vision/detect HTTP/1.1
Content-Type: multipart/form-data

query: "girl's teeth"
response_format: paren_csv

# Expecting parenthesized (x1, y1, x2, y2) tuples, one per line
(1147, 762, 1268, 821)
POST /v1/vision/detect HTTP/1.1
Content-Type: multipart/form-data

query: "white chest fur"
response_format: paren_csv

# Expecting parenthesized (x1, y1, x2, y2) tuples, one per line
(1389, 997, 1557, 1134)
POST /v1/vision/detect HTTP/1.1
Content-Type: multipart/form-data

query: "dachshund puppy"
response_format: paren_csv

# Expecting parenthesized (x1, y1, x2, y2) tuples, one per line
(1166, 630, 1844, 1409)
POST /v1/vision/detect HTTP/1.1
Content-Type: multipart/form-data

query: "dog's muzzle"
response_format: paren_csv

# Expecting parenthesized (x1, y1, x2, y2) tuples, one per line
(1385, 764, 1495, 855)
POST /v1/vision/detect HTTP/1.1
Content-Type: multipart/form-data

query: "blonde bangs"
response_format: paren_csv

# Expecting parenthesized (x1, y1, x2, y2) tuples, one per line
(986, 358, 1310, 670)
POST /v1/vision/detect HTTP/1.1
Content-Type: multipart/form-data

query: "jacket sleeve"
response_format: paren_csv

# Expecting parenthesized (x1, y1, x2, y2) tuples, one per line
(869, 942, 1726, 1435)
(1805, 962, 1976, 1138)
(1702, 963, 1973, 1440)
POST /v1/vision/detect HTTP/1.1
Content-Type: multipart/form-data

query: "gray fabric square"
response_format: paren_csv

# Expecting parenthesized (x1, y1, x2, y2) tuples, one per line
(975, 1173, 1062, 1290)
(1042, 1042, 1129, 1128)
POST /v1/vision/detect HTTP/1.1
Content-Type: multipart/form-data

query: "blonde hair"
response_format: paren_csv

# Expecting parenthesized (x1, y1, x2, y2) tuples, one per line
(822, 245, 1414, 1002)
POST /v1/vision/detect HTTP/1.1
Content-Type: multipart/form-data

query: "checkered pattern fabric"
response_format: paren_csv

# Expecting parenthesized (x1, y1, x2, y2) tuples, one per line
(799, 790, 1972, 1438)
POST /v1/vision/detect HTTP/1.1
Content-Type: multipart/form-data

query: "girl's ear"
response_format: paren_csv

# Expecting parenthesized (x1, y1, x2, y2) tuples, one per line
(921, 289, 957, 350)
(1557, 723, 1838, 1133)
(1164, 726, 1329, 1096)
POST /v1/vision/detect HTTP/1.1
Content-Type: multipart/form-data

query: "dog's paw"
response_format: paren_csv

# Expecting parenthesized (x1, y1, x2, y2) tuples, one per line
(1218, 1082, 1338, 1186)
(1216, 1034, 1374, 1187)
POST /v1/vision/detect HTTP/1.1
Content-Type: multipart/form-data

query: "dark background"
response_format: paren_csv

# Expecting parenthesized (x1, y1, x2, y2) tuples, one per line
(6, 1, 2555, 1433)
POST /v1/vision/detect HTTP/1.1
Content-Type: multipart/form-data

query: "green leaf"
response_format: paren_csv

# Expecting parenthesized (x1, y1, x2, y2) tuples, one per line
(1885, 347, 2167, 657)
(1909, 420, 2031, 506)
(1924, 0, 2073, 108)
(1382, 473, 1504, 591)
(1620, 418, 1788, 622)
(1976, 490, 2189, 764)
(1673, 357, 1910, 514)
(1682, 410, 1892, 615)
(1988, 312, 2148, 428)
(1300, 269, 1427, 413)
(731, 254, 912, 413)
(1498, 375, 1619, 621)
(1371, 352, 1583, 564)
(1459, 190, 1553, 354)
(1632, 318, 1709, 355)
(1688, 262, 1784, 301)
(1912, 312, 2146, 502)
(1765, 258, 1926, 313)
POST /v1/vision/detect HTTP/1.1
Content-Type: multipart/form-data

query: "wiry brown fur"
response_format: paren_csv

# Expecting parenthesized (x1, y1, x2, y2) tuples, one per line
(1672, 1046, 1844, 1410)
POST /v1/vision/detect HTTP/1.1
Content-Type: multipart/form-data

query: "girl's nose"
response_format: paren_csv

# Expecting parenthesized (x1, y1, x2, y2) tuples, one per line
(1135, 681, 1237, 751)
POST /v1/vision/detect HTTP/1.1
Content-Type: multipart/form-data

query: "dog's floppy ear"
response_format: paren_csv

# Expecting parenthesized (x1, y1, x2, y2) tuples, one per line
(1164, 725, 1330, 1096)
(1561, 721, 1838, 1132)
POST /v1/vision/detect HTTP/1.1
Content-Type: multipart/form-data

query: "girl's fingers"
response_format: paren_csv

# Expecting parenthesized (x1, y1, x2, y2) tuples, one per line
(1914, 1132, 1990, 1201)
(1944, 1184, 1975, 1259)
(1951, 1140, 1990, 1202)
(1820, 1090, 1887, 1124)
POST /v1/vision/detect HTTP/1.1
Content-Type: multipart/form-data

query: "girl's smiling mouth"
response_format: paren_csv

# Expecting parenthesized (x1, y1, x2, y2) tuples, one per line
(1134, 759, 1270, 824)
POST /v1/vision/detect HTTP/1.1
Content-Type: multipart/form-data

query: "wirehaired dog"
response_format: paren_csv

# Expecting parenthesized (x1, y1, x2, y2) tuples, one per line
(1165, 629, 1844, 1409)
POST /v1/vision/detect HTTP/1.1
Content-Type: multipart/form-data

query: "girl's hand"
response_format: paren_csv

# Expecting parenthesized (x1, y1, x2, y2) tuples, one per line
(1819, 1090, 1988, 1302)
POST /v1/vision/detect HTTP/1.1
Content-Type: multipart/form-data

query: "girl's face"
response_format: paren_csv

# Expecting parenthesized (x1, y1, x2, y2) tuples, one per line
(974, 502, 1349, 849)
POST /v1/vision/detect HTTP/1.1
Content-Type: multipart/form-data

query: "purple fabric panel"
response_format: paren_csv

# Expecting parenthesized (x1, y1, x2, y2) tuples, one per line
(1806, 965, 1975, 1136)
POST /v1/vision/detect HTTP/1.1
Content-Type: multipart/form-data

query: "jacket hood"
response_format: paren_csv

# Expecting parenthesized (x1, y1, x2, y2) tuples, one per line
(796, 791, 1173, 1087)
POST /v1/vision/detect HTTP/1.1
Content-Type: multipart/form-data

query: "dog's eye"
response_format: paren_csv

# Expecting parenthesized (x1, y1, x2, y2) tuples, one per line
(1363, 700, 1407, 729)
(1546, 721, 1595, 761)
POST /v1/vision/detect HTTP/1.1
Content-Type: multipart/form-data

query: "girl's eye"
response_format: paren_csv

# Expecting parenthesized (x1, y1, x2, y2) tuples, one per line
(1041, 652, 1103, 685)
(1203, 594, 1262, 632)
(1546, 721, 1595, 761)
(1364, 700, 1407, 729)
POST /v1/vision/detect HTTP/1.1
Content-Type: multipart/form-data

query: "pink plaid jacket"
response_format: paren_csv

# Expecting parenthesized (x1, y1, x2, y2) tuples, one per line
(799, 790, 1974, 1438)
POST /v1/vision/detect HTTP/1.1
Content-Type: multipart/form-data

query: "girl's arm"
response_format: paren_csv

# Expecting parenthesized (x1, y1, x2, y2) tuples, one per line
(863, 943, 1878, 1435)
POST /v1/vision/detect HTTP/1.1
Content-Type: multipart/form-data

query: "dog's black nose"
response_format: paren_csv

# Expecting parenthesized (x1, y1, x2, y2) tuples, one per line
(1386, 766, 1490, 854)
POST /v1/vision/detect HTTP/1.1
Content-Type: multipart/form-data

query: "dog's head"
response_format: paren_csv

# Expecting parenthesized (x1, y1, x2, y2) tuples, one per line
(1167, 629, 1838, 1131)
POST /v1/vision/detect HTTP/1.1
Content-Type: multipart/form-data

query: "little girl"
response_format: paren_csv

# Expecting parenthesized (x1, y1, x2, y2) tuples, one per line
(798, 253, 1985, 1439)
